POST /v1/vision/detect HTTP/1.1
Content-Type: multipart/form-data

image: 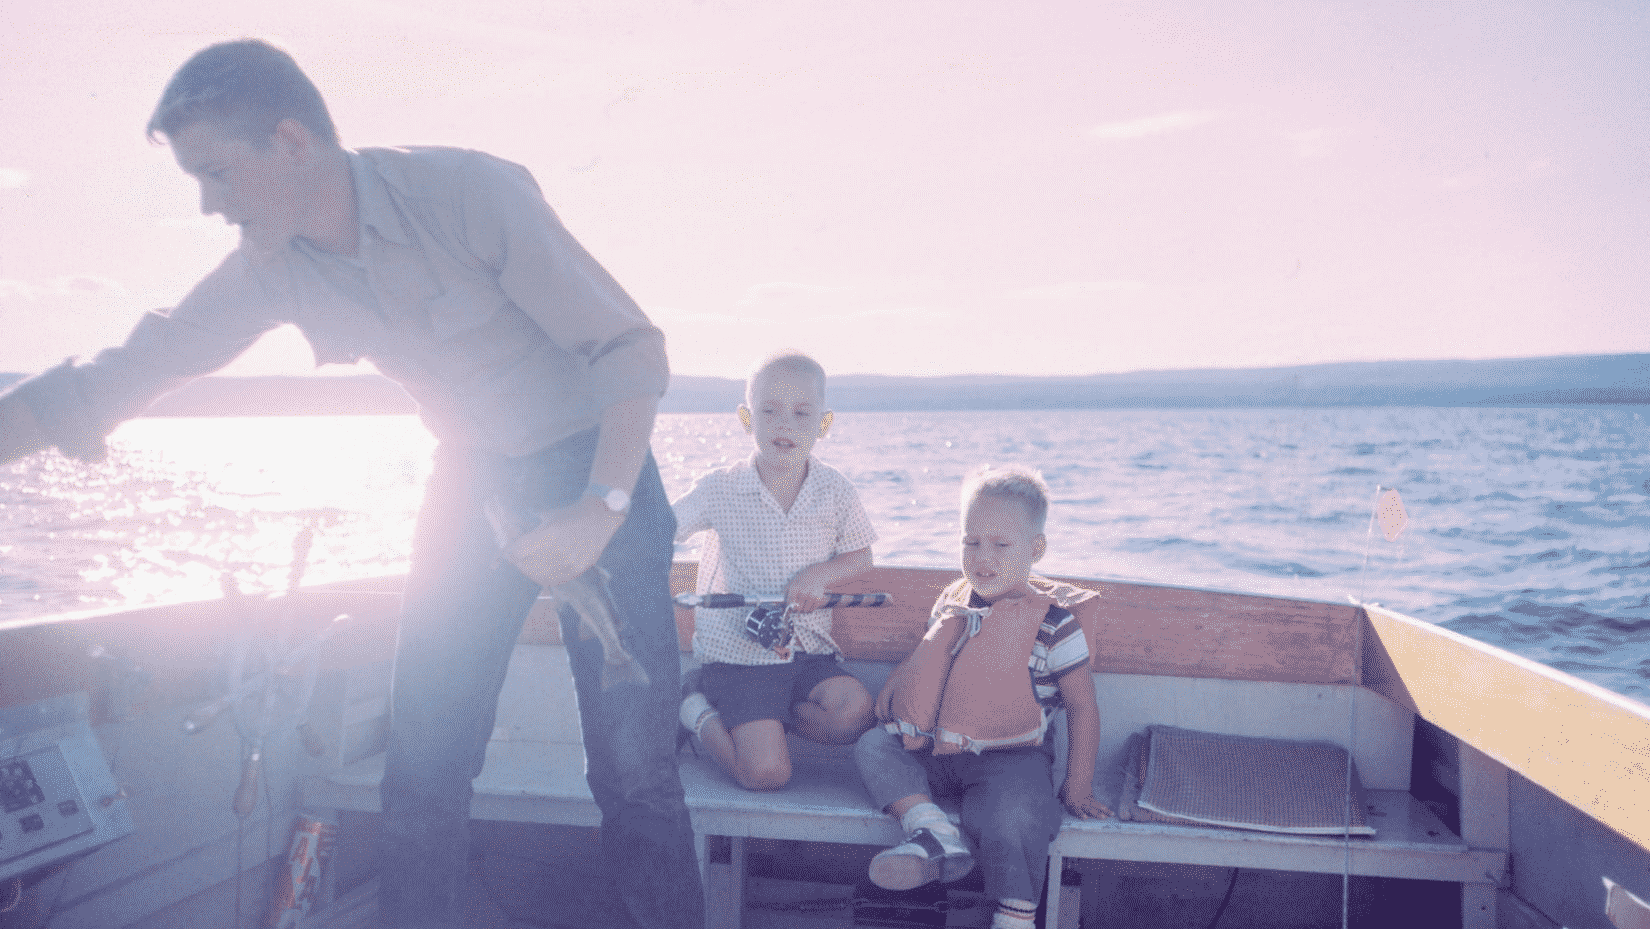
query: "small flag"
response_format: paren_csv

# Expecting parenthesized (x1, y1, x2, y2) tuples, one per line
(1376, 488, 1408, 542)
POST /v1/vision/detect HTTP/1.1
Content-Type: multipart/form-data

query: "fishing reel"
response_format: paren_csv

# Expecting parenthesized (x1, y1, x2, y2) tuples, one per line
(672, 591, 893, 652)
(744, 604, 790, 649)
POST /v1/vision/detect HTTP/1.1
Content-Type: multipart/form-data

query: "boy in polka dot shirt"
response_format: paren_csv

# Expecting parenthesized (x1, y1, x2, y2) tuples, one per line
(673, 351, 878, 789)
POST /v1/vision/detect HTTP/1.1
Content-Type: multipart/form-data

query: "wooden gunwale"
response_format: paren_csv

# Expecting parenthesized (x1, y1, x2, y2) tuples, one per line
(1361, 602, 1650, 852)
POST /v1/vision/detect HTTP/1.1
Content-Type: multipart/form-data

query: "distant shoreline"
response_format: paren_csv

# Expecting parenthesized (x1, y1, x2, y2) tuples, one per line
(2, 353, 1646, 416)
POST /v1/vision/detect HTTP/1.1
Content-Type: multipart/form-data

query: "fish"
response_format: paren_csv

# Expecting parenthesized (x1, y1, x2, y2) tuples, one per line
(546, 566, 651, 691)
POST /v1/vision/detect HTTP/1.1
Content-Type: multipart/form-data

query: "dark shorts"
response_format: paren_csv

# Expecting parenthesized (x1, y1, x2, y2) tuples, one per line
(700, 653, 850, 730)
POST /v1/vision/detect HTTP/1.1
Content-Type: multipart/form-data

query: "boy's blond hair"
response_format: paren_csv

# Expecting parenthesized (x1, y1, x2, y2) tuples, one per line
(746, 351, 827, 404)
(961, 465, 1050, 534)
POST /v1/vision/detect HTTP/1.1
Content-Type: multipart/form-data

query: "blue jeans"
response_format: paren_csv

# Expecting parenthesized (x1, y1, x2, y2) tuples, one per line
(378, 430, 704, 929)
(855, 727, 1063, 903)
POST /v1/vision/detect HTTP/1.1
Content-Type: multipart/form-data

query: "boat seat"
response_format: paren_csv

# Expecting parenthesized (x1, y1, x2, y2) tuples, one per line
(301, 644, 1509, 929)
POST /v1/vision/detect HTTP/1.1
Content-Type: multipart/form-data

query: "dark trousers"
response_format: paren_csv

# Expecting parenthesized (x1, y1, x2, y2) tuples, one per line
(856, 727, 1063, 903)
(377, 429, 704, 928)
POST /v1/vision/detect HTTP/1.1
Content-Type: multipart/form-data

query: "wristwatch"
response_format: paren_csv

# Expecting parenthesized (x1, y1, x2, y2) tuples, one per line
(586, 482, 632, 516)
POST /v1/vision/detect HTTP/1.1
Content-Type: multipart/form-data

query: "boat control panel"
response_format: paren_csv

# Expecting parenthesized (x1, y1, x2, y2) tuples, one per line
(0, 693, 133, 882)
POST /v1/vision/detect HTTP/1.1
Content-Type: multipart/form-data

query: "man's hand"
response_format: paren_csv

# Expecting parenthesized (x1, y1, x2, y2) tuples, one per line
(502, 495, 625, 588)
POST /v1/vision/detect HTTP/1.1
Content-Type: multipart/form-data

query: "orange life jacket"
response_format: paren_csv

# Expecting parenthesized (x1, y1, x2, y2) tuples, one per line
(879, 576, 1100, 754)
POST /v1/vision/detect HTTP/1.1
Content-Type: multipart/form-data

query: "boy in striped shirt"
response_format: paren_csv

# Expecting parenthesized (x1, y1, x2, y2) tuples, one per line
(855, 466, 1111, 929)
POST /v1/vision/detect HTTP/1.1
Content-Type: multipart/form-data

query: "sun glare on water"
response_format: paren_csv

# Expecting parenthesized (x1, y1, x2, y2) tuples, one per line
(0, 415, 435, 616)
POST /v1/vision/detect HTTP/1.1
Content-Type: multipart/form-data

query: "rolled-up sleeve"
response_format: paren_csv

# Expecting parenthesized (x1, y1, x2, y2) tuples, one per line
(833, 480, 878, 556)
(671, 478, 713, 543)
(455, 154, 668, 409)
(9, 251, 285, 459)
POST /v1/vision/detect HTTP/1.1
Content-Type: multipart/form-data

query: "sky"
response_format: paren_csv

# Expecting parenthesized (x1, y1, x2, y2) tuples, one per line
(2, 0, 1647, 380)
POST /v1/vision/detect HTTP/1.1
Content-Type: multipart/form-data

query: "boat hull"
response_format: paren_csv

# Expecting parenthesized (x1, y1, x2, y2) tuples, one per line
(0, 565, 1646, 929)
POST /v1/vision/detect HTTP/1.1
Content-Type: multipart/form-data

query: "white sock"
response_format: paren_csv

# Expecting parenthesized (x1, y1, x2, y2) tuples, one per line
(899, 801, 955, 836)
(897, 802, 970, 860)
(679, 692, 717, 738)
(992, 898, 1037, 928)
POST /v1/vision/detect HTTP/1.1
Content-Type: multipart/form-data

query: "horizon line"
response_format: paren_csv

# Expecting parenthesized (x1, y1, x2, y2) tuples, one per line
(6, 349, 1644, 385)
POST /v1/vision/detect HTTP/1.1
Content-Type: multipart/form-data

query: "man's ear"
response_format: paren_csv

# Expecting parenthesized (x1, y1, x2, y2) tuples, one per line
(737, 405, 752, 433)
(1032, 534, 1047, 563)
(820, 411, 834, 437)
(272, 117, 315, 162)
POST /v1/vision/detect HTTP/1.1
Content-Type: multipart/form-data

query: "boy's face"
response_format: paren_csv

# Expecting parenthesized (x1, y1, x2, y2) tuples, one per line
(169, 119, 307, 259)
(740, 369, 830, 471)
(961, 494, 1046, 603)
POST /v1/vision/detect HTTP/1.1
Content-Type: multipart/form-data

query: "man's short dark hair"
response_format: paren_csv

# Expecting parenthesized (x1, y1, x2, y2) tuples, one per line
(147, 39, 339, 148)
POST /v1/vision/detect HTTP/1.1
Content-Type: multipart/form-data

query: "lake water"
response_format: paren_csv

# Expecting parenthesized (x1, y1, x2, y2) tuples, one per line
(2, 407, 1647, 701)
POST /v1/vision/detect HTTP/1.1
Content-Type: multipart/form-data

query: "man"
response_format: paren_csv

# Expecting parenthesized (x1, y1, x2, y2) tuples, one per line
(0, 39, 703, 929)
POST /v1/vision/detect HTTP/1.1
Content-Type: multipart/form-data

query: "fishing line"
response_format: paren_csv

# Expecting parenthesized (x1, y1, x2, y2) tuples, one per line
(1358, 484, 1383, 605)
(1340, 630, 1360, 929)
(1268, 408, 1365, 929)
(1343, 483, 1384, 929)
(1345, 482, 1409, 929)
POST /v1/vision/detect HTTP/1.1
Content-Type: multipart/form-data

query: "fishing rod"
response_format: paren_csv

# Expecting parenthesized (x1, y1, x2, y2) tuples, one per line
(673, 591, 893, 610)
(233, 528, 314, 817)
(674, 591, 893, 649)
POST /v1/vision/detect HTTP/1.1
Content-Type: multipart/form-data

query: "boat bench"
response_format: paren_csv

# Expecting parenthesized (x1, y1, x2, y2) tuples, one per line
(302, 566, 1508, 928)
(302, 648, 1506, 929)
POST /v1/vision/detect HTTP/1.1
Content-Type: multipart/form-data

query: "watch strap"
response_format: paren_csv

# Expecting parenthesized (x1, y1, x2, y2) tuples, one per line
(586, 482, 631, 514)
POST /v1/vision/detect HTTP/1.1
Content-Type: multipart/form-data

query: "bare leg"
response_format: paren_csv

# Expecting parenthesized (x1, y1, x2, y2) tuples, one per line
(699, 716, 792, 790)
(791, 674, 874, 744)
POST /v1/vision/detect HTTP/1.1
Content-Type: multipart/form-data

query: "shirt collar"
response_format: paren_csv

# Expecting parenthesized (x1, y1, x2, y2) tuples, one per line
(346, 150, 413, 248)
(734, 455, 765, 493)
(734, 453, 818, 499)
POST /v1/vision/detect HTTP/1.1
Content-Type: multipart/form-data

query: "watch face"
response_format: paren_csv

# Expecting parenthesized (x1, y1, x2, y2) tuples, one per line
(589, 483, 629, 513)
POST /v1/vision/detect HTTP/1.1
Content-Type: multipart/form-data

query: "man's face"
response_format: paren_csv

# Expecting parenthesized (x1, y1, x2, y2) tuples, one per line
(170, 120, 305, 259)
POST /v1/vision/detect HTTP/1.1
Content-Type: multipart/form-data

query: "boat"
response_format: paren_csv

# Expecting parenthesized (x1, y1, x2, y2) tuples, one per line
(2, 562, 1648, 929)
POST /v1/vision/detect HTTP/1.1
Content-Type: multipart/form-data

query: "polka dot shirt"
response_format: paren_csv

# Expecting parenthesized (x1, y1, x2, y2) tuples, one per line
(673, 455, 878, 665)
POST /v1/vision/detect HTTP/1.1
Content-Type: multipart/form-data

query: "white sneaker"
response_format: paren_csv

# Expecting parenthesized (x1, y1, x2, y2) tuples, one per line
(868, 826, 974, 890)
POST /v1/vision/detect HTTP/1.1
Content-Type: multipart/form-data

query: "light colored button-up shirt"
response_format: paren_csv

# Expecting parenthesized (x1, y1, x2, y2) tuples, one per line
(20, 146, 667, 458)
(674, 455, 878, 665)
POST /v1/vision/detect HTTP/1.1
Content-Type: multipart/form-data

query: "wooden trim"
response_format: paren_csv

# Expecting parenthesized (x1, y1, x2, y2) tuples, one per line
(1076, 578, 1358, 684)
(7, 563, 1364, 689)
(672, 562, 1361, 682)
(1363, 603, 1650, 852)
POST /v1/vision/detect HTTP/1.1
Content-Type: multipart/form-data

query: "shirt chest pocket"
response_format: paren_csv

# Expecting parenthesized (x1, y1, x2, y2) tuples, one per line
(366, 230, 510, 343)
(420, 277, 515, 343)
